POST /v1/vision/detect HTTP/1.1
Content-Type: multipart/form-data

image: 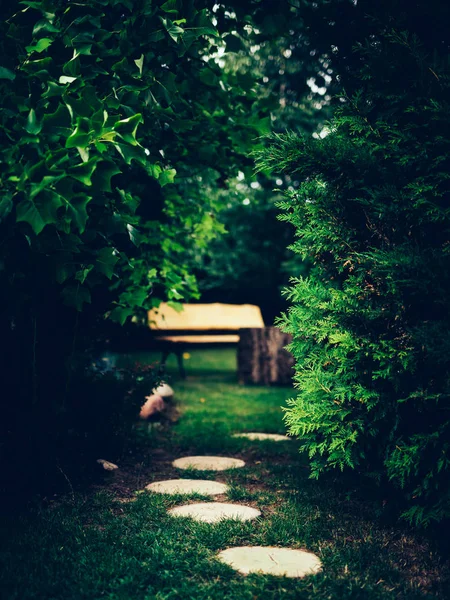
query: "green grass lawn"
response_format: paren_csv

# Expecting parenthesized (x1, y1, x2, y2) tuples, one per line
(0, 348, 448, 599)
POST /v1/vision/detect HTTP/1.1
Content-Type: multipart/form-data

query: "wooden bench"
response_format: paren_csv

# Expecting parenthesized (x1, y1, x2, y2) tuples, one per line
(148, 302, 265, 377)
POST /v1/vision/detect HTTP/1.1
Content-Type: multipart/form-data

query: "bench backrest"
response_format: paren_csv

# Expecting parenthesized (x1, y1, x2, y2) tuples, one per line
(148, 303, 265, 333)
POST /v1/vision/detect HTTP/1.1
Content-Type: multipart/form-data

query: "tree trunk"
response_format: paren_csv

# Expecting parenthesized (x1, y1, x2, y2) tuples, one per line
(237, 327, 294, 385)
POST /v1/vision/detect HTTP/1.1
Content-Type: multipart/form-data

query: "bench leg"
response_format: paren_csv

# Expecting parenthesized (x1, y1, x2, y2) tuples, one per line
(176, 350, 186, 379)
(159, 348, 186, 379)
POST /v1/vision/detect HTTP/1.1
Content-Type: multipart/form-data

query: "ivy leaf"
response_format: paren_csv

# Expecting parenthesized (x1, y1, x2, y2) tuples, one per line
(161, 0, 180, 14)
(109, 306, 134, 326)
(65, 194, 91, 233)
(159, 168, 177, 186)
(114, 143, 147, 165)
(161, 17, 184, 43)
(134, 54, 144, 76)
(61, 284, 91, 312)
(59, 75, 77, 84)
(75, 264, 94, 284)
(29, 175, 65, 200)
(167, 301, 184, 312)
(65, 117, 91, 150)
(16, 190, 63, 234)
(113, 114, 143, 146)
(127, 223, 142, 246)
(190, 9, 219, 37)
(25, 37, 53, 54)
(68, 157, 100, 186)
(91, 161, 122, 192)
(25, 109, 42, 135)
(96, 247, 119, 279)
(32, 19, 60, 36)
(124, 288, 148, 307)
(0, 194, 13, 221)
(0, 66, 15, 80)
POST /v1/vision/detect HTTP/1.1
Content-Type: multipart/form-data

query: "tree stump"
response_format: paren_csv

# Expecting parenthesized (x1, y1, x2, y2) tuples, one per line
(237, 327, 295, 385)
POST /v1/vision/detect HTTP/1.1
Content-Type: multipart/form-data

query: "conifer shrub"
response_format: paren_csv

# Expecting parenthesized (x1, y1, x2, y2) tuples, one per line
(257, 4, 450, 525)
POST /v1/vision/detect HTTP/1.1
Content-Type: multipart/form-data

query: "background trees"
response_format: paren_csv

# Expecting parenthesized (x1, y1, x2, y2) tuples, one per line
(258, 0, 450, 525)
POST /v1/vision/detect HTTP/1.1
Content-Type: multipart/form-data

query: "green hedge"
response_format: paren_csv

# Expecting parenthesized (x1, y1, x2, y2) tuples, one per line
(258, 2, 450, 525)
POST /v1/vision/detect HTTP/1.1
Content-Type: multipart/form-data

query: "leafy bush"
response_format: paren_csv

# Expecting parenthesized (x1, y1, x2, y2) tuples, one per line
(0, 0, 270, 490)
(258, 2, 450, 525)
(0, 357, 156, 505)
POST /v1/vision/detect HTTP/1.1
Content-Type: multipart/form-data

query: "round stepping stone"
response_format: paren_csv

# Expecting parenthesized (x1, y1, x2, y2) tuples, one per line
(172, 456, 245, 471)
(233, 432, 291, 442)
(168, 502, 261, 523)
(146, 479, 228, 496)
(217, 546, 322, 578)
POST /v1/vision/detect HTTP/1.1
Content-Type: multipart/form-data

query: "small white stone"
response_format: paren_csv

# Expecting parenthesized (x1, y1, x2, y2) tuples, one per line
(233, 432, 291, 442)
(217, 546, 322, 578)
(172, 456, 245, 471)
(146, 479, 229, 496)
(97, 459, 119, 471)
(153, 382, 174, 398)
(168, 502, 261, 523)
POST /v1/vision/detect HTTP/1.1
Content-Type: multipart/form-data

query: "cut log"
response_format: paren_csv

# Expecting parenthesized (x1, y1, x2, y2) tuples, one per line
(237, 327, 295, 385)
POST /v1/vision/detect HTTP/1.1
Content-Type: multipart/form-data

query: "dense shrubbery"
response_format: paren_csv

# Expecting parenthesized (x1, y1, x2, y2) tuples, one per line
(259, 1, 450, 525)
(0, 0, 272, 490)
(1, 358, 156, 505)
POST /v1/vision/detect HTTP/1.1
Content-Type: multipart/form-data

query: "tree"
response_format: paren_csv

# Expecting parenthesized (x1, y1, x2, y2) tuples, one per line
(190, 0, 336, 322)
(0, 0, 269, 487)
(258, 0, 450, 525)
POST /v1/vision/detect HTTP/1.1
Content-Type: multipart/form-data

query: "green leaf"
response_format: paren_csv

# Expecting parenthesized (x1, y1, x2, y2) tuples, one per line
(96, 247, 119, 279)
(159, 168, 177, 186)
(145, 163, 162, 179)
(109, 306, 134, 326)
(198, 67, 219, 87)
(16, 190, 63, 234)
(65, 117, 91, 150)
(61, 284, 91, 311)
(29, 175, 65, 200)
(167, 300, 183, 312)
(0, 66, 15, 80)
(161, 17, 184, 43)
(65, 194, 91, 233)
(190, 9, 219, 37)
(75, 264, 94, 284)
(42, 103, 71, 132)
(127, 224, 141, 246)
(91, 161, 121, 192)
(68, 157, 100, 186)
(59, 75, 77, 84)
(0, 194, 13, 221)
(161, 0, 180, 14)
(25, 109, 42, 135)
(113, 114, 143, 146)
(134, 54, 144, 76)
(124, 288, 148, 307)
(32, 19, 60, 36)
(114, 143, 147, 166)
(25, 37, 53, 54)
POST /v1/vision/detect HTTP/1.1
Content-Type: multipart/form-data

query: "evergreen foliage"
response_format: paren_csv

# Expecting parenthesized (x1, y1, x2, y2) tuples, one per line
(258, 0, 450, 525)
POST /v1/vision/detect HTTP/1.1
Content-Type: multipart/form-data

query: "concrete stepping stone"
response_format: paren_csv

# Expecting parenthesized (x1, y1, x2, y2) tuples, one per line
(168, 502, 261, 523)
(146, 479, 228, 496)
(233, 432, 291, 442)
(172, 456, 245, 471)
(217, 546, 322, 578)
